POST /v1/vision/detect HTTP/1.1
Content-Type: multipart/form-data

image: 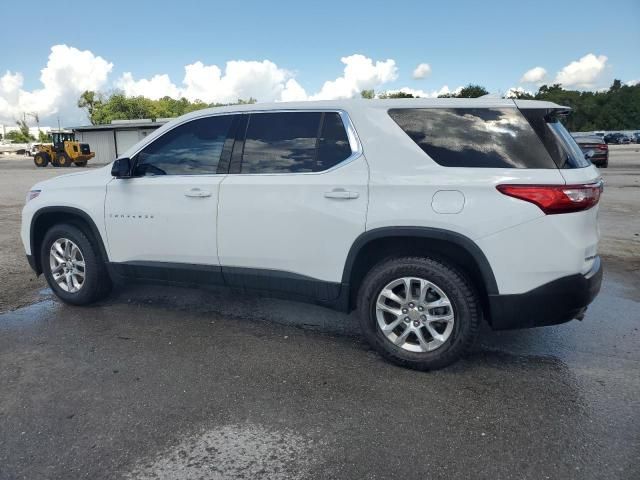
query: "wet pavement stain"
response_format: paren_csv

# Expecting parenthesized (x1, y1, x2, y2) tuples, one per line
(0, 265, 639, 479)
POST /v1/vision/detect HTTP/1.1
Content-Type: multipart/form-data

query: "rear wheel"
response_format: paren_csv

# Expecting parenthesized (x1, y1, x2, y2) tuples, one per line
(75, 161, 87, 167)
(41, 223, 112, 305)
(33, 152, 49, 167)
(357, 257, 481, 370)
(57, 152, 71, 167)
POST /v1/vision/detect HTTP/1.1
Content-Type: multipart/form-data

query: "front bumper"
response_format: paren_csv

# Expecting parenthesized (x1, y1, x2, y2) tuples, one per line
(488, 256, 603, 330)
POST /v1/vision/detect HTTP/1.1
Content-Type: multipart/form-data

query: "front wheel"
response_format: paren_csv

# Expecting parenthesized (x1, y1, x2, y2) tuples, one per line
(41, 224, 112, 305)
(33, 152, 49, 167)
(357, 257, 481, 370)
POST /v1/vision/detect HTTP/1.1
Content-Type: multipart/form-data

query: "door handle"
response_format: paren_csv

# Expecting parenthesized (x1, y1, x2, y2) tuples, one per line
(184, 187, 212, 198)
(324, 189, 359, 199)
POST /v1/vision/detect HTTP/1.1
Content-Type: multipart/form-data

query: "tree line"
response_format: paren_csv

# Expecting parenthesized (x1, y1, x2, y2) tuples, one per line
(77, 91, 256, 126)
(75, 80, 639, 132)
(2, 120, 51, 143)
(363, 80, 640, 131)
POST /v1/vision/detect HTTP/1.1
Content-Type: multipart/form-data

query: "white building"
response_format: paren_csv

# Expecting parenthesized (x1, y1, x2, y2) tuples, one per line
(71, 119, 170, 165)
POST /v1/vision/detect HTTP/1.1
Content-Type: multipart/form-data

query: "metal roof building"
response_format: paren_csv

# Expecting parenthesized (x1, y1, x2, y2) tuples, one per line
(71, 119, 170, 165)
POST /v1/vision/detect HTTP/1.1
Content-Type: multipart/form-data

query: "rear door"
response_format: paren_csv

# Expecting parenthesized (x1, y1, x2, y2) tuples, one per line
(217, 110, 368, 299)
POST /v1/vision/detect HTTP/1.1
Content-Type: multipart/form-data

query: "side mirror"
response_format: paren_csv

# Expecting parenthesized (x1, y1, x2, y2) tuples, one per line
(111, 157, 132, 178)
(584, 149, 595, 160)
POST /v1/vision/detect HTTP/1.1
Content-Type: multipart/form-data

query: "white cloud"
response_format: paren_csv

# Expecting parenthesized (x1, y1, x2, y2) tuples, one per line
(412, 63, 432, 79)
(118, 60, 291, 104)
(520, 66, 547, 84)
(280, 79, 308, 102)
(626, 79, 639, 86)
(554, 53, 608, 89)
(0, 45, 112, 124)
(117, 72, 180, 100)
(117, 54, 398, 103)
(381, 85, 463, 98)
(504, 86, 533, 98)
(309, 54, 397, 100)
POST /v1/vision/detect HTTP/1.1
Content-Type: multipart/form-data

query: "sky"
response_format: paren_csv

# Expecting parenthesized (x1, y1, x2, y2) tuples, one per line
(1, 0, 638, 127)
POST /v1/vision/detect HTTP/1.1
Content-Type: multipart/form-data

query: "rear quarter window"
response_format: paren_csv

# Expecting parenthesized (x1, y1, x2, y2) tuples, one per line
(388, 108, 558, 169)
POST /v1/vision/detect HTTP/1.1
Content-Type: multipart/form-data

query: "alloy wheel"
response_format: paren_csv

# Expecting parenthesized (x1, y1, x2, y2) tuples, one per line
(375, 276, 455, 353)
(49, 238, 86, 293)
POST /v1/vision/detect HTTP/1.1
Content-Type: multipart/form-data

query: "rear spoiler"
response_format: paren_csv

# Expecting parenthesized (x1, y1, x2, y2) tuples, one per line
(513, 101, 572, 122)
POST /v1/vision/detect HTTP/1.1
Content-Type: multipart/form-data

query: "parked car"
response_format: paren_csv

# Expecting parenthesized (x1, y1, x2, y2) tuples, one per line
(26, 143, 41, 156)
(573, 135, 609, 167)
(604, 132, 630, 144)
(20, 99, 603, 370)
(631, 132, 640, 143)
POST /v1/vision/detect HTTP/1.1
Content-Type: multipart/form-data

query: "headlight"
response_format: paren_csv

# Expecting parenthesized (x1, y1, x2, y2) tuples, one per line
(26, 190, 41, 203)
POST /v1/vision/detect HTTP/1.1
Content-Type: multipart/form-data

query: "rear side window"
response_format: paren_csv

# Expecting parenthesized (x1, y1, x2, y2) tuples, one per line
(388, 108, 557, 169)
(241, 112, 353, 173)
(135, 115, 233, 175)
(520, 109, 590, 169)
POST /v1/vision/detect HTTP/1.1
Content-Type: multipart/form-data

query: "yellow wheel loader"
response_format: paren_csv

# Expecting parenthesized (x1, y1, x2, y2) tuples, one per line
(33, 130, 95, 168)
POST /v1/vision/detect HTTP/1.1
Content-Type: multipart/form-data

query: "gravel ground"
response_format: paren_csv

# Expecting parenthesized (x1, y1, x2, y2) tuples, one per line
(0, 147, 639, 479)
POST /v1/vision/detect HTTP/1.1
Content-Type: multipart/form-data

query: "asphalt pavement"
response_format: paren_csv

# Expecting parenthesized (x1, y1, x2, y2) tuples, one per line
(1, 257, 638, 480)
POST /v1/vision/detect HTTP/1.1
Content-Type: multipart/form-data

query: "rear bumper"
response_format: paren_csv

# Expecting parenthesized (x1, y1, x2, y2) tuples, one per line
(488, 256, 603, 330)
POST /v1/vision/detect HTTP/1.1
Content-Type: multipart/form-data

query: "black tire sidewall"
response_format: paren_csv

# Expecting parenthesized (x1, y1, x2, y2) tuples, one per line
(58, 153, 70, 167)
(41, 224, 103, 305)
(357, 257, 480, 370)
(34, 153, 48, 167)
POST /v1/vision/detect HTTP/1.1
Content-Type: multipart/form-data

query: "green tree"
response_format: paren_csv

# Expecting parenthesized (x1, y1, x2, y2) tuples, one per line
(379, 91, 416, 99)
(6, 120, 35, 143)
(531, 80, 640, 131)
(78, 91, 258, 124)
(38, 130, 52, 143)
(77, 90, 104, 124)
(360, 89, 375, 99)
(439, 84, 489, 98)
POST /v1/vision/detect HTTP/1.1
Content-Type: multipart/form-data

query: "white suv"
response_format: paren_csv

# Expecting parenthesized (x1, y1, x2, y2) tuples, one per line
(21, 99, 603, 370)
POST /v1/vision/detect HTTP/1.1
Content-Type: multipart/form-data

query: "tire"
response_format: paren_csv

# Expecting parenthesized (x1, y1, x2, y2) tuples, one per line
(33, 152, 49, 167)
(357, 257, 481, 370)
(57, 152, 71, 167)
(40, 223, 112, 305)
(75, 161, 87, 167)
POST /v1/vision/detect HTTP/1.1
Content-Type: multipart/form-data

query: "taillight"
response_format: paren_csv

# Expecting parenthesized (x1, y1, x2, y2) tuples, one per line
(597, 144, 608, 151)
(496, 182, 603, 214)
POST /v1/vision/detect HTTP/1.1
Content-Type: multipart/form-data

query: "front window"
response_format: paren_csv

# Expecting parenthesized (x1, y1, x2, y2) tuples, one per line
(134, 115, 233, 176)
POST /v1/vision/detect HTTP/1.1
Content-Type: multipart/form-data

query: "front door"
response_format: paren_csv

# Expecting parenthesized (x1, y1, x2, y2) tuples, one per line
(105, 114, 234, 269)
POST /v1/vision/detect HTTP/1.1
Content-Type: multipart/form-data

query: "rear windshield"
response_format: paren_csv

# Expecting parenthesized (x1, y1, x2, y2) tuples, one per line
(388, 108, 557, 168)
(389, 107, 591, 169)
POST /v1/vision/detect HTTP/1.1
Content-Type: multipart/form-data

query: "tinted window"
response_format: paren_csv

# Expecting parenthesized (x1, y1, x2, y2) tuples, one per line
(388, 108, 557, 168)
(547, 121, 590, 168)
(520, 109, 590, 169)
(135, 115, 233, 175)
(241, 112, 353, 173)
(318, 112, 353, 169)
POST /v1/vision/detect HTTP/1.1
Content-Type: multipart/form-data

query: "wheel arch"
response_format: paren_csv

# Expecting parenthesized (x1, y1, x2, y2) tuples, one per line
(342, 227, 498, 317)
(30, 206, 109, 275)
